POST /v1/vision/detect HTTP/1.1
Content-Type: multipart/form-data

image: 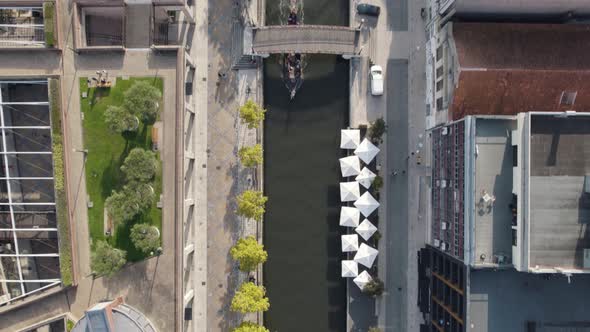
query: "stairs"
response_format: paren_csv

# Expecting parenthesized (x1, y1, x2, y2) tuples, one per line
(232, 55, 259, 70)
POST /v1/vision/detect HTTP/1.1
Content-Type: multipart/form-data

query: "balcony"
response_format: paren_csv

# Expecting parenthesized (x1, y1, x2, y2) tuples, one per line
(74, 5, 124, 50)
(152, 7, 181, 46)
(0, 3, 57, 49)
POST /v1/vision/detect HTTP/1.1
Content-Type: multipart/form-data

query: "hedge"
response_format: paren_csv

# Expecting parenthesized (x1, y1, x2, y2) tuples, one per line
(50, 78, 72, 286)
(43, 2, 55, 48)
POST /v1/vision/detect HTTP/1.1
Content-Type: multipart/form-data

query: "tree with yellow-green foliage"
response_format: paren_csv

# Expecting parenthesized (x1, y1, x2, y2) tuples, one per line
(230, 282, 270, 313)
(239, 144, 263, 168)
(232, 322, 269, 332)
(230, 236, 267, 271)
(236, 190, 268, 222)
(239, 100, 266, 129)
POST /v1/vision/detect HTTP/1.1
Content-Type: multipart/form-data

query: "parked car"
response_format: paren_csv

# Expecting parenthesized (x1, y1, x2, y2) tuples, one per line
(370, 65, 384, 96)
(357, 3, 381, 17)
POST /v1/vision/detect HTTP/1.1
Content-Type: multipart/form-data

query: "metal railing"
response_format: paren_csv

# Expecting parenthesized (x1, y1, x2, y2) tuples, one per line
(0, 24, 44, 47)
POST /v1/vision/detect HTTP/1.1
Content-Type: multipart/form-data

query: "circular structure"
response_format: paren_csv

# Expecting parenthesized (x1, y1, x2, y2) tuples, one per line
(72, 298, 157, 332)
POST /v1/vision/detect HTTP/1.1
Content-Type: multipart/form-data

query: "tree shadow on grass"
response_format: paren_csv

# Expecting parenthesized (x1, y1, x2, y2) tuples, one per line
(101, 157, 124, 199)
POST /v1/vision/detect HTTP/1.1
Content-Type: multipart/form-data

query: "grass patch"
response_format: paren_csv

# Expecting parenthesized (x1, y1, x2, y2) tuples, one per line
(43, 2, 55, 48)
(50, 78, 72, 286)
(81, 77, 163, 262)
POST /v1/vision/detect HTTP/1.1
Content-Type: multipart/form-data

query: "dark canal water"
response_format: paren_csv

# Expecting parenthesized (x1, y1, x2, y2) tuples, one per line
(263, 1, 349, 331)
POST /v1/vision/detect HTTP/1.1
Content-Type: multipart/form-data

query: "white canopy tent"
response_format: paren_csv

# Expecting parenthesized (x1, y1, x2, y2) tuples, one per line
(339, 156, 361, 177)
(341, 260, 359, 278)
(339, 206, 360, 227)
(340, 181, 360, 202)
(355, 167, 376, 189)
(354, 243, 379, 268)
(354, 192, 380, 217)
(354, 138, 380, 164)
(341, 234, 359, 252)
(355, 219, 378, 241)
(353, 270, 373, 290)
(340, 129, 361, 150)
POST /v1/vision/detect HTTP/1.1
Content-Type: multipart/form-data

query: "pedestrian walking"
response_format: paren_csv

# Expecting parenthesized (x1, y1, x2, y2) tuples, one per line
(391, 170, 398, 176)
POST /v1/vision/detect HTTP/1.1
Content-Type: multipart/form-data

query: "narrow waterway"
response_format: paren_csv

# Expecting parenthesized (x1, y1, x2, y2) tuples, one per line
(263, 1, 349, 331)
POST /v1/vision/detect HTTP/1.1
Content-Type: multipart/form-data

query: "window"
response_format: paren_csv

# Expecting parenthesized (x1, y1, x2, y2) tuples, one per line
(512, 145, 518, 167)
(512, 229, 518, 246)
(436, 66, 444, 79)
(436, 97, 443, 110)
(436, 46, 442, 61)
(560, 91, 577, 106)
(436, 80, 444, 92)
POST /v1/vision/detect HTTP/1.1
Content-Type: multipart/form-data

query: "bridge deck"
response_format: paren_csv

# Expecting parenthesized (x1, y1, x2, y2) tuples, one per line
(252, 25, 359, 55)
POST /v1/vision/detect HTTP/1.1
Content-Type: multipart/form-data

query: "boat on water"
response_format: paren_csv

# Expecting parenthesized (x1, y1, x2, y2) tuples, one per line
(282, 7, 304, 100)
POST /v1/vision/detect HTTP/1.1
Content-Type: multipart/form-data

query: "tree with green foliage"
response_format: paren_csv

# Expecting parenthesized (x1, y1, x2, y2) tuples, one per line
(230, 282, 270, 313)
(368, 327, 383, 332)
(230, 236, 267, 271)
(239, 144, 263, 167)
(130, 223, 160, 254)
(232, 322, 269, 332)
(124, 81, 162, 124)
(368, 117, 387, 144)
(125, 181, 155, 210)
(121, 148, 157, 182)
(236, 190, 268, 222)
(104, 105, 138, 134)
(239, 100, 266, 129)
(105, 190, 140, 224)
(91, 240, 126, 276)
(363, 277, 385, 297)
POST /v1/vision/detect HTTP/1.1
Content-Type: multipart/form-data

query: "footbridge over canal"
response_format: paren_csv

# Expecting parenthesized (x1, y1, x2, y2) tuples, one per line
(251, 25, 360, 55)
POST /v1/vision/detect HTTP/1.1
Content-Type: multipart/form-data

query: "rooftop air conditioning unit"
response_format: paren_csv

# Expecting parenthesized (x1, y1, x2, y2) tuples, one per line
(436, 180, 440, 187)
(441, 180, 447, 188)
(441, 222, 448, 230)
(433, 239, 440, 247)
(584, 249, 590, 269)
(440, 242, 447, 251)
(442, 127, 450, 135)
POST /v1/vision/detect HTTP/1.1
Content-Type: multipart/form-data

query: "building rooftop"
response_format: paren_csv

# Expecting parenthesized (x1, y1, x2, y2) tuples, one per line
(449, 23, 590, 120)
(470, 118, 515, 267)
(72, 299, 157, 332)
(468, 269, 590, 332)
(527, 116, 590, 270)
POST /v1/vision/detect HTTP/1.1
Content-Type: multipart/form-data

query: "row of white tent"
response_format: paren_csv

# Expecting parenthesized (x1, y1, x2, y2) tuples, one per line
(339, 129, 381, 291)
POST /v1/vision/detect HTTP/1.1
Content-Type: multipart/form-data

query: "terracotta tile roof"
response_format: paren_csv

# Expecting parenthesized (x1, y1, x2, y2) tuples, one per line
(450, 23, 590, 120)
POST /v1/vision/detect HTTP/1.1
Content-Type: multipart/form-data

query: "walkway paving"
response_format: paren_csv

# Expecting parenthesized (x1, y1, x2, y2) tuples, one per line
(207, 0, 261, 330)
(349, 0, 428, 330)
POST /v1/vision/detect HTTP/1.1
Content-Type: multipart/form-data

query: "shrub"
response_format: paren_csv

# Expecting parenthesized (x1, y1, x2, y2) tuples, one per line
(239, 100, 266, 129)
(230, 282, 270, 313)
(121, 148, 157, 182)
(124, 81, 162, 124)
(232, 322, 269, 332)
(372, 175, 383, 192)
(368, 327, 382, 332)
(91, 241, 126, 276)
(49, 79, 73, 286)
(239, 144, 263, 168)
(236, 190, 268, 222)
(43, 2, 55, 48)
(230, 236, 267, 271)
(363, 277, 385, 297)
(368, 117, 387, 144)
(130, 223, 160, 254)
(104, 105, 138, 134)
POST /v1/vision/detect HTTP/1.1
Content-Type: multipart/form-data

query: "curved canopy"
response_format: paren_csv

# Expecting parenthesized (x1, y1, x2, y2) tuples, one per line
(354, 138, 380, 164)
(354, 243, 379, 268)
(353, 270, 373, 290)
(339, 156, 361, 177)
(339, 206, 360, 227)
(341, 260, 359, 278)
(340, 181, 360, 202)
(354, 192, 380, 217)
(340, 129, 361, 149)
(341, 234, 359, 252)
(355, 167, 376, 189)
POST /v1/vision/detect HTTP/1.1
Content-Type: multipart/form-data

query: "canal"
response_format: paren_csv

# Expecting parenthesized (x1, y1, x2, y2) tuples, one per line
(263, 1, 350, 331)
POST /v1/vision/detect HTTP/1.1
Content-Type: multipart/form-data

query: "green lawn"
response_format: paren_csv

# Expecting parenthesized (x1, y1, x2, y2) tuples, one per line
(81, 77, 163, 262)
